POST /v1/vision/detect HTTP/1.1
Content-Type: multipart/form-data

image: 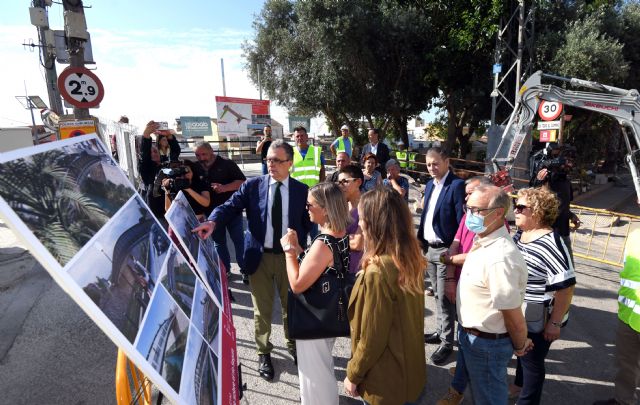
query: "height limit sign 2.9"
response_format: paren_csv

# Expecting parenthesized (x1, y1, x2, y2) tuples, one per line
(57, 66, 104, 109)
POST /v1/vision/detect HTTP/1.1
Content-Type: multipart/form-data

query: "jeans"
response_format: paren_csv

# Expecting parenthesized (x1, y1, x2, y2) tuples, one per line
(459, 328, 513, 405)
(614, 319, 640, 405)
(212, 214, 245, 273)
(261, 161, 268, 175)
(513, 332, 553, 405)
(426, 246, 455, 346)
(451, 332, 469, 394)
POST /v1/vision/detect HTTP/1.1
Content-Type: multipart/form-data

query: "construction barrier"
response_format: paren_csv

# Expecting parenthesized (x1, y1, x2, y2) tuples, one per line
(570, 204, 640, 267)
(115, 349, 152, 405)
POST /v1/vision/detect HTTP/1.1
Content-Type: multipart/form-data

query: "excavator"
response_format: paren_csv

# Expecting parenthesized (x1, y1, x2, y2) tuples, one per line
(491, 70, 640, 200)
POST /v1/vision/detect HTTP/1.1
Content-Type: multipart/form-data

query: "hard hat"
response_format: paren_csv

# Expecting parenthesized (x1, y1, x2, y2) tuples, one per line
(340, 125, 349, 131)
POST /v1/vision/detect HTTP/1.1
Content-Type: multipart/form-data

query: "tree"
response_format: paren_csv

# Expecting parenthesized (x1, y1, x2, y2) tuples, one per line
(243, 0, 437, 145)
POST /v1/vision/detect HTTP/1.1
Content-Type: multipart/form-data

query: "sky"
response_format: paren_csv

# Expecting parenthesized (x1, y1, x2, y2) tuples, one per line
(1, 1, 433, 134)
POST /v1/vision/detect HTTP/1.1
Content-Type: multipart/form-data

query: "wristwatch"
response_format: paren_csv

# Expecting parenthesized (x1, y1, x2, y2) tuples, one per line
(550, 321, 563, 328)
(283, 243, 292, 252)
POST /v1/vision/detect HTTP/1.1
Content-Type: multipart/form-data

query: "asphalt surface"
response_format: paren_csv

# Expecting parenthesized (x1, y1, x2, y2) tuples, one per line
(1, 163, 639, 404)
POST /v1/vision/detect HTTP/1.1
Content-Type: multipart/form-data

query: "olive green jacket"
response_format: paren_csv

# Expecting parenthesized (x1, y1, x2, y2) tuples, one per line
(347, 256, 426, 405)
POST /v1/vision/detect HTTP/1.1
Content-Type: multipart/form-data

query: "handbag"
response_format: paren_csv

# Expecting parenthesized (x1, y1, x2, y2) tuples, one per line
(287, 235, 355, 339)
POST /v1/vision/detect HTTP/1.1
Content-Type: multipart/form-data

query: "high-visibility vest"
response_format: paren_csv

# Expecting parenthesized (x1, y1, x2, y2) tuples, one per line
(408, 152, 418, 170)
(336, 136, 354, 156)
(291, 145, 322, 187)
(396, 150, 408, 168)
(619, 228, 640, 332)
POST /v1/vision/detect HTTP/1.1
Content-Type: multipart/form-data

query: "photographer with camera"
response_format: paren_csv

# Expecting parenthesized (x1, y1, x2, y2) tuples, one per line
(530, 144, 581, 262)
(161, 160, 210, 219)
(139, 121, 181, 221)
(256, 125, 273, 175)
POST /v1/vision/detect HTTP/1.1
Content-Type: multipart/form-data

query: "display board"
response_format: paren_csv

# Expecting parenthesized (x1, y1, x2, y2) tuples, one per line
(215, 96, 270, 135)
(0, 135, 238, 405)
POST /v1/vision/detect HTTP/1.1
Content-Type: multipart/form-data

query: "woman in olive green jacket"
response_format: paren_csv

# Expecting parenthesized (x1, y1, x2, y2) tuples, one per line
(344, 187, 427, 405)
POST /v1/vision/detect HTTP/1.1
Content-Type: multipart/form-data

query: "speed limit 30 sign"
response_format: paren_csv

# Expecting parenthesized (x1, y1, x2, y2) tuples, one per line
(57, 66, 104, 108)
(538, 100, 563, 121)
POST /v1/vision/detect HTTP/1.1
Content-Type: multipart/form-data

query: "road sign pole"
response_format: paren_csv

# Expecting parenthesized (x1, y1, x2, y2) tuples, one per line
(63, 0, 90, 119)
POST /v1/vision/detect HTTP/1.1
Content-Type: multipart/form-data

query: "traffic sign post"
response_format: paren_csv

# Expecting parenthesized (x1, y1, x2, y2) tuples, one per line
(57, 66, 104, 109)
(538, 100, 563, 121)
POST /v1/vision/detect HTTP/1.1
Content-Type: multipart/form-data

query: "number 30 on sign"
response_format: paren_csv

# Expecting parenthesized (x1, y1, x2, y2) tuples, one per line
(57, 66, 105, 109)
(538, 100, 563, 121)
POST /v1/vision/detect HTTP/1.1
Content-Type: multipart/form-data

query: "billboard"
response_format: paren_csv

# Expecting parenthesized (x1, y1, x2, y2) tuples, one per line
(180, 116, 213, 138)
(0, 135, 238, 405)
(215, 96, 270, 135)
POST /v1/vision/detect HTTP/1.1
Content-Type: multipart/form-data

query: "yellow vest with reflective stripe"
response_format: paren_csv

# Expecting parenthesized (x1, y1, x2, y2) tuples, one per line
(291, 145, 321, 187)
(619, 228, 640, 332)
(336, 136, 354, 156)
(396, 151, 408, 168)
(409, 152, 418, 170)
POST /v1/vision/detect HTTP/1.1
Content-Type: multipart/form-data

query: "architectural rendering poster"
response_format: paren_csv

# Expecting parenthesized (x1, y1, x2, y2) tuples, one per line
(0, 135, 238, 405)
(165, 191, 231, 314)
(215, 96, 270, 135)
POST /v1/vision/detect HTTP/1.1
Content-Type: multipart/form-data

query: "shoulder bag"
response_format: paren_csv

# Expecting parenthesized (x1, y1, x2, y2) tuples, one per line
(287, 235, 355, 339)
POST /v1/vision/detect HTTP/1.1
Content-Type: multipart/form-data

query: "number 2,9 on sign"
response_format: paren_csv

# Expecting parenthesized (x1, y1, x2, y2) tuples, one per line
(538, 100, 563, 121)
(57, 66, 105, 109)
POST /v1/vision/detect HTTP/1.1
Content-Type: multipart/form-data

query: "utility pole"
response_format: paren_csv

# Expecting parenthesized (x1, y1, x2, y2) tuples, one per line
(62, 0, 90, 119)
(31, 0, 64, 115)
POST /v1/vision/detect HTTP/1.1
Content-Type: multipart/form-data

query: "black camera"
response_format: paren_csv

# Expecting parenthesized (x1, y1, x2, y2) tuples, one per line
(529, 144, 576, 186)
(152, 162, 190, 198)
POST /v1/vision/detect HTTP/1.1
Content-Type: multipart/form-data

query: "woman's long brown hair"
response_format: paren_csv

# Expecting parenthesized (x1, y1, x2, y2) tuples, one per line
(359, 187, 426, 295)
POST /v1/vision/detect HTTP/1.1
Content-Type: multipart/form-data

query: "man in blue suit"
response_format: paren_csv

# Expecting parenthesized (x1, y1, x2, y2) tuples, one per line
(417, 147, 466, 365)
(193, 140, 311, 381)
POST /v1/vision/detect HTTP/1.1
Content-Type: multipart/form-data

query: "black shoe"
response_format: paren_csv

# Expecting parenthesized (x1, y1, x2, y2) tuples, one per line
(242, 274, 249, 285)
(424, 332, 441, 344)
(431, 345, 453, 365)
(258, 353, 274, 381)
(287, 347, 297, 365)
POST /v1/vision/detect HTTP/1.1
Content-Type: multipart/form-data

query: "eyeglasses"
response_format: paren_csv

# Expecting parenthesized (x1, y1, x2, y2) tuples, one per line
(266, 158, 290, 165)
(336, 178, 357, 186)
(463, 204, 496, 215)
(514, 204, 530, 213)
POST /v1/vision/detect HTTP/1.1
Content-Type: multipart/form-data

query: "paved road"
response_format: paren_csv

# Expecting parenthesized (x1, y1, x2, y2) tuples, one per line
(0, 163, 637, 404)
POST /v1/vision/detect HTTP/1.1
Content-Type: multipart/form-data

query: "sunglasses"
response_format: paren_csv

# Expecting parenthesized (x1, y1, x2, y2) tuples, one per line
(514, 204, 530, 213)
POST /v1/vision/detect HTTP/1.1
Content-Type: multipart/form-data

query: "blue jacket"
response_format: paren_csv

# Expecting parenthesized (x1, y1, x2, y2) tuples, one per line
(209, 175, 312, 274)
(417, 172, 465, 249)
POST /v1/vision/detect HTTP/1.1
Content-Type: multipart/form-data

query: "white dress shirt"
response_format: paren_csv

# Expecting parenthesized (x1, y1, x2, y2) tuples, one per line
(423, 171, 450, 244)
(264, 176, 290, 248)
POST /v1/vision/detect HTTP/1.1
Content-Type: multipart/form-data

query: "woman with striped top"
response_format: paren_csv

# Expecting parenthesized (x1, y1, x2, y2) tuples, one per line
(511, 187, 577, 404)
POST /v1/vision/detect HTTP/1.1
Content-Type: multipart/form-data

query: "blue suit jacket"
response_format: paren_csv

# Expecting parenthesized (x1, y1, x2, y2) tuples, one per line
(417, 172, 465, 249)
(209, 175, 311, 274)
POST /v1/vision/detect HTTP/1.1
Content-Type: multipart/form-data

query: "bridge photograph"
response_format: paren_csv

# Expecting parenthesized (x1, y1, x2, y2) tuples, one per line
(67, 195, 170, 342)
(166, 192, 203, 262)
(135, 284, 189, 393)
(191, 280, 221, 353)
(180, 324, 219, 405)
(196, 241, 223, 308)
(160, 245, 197, 318)
(0, 138, 133, 265)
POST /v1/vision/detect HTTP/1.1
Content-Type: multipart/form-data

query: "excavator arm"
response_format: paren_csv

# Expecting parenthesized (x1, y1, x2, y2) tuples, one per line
(491, 70, 640, 200)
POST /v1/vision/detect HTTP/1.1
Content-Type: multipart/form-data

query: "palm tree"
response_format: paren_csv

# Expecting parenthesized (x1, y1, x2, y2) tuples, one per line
(0, 150, 112, 265)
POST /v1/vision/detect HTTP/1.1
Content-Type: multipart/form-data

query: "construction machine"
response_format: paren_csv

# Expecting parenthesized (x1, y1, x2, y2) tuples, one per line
(490, 70, 640, 200)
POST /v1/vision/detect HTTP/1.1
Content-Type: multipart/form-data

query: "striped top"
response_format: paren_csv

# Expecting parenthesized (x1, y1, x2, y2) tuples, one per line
(513, 230, 576, 304)
(299, 233, 350, 274)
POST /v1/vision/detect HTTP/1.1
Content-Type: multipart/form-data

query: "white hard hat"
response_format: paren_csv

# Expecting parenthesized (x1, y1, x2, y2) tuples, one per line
(340, 125, 349, 131)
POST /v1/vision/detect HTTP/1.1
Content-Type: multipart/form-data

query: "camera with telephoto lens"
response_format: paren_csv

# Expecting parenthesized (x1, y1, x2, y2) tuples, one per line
(152, 161, 190, 198)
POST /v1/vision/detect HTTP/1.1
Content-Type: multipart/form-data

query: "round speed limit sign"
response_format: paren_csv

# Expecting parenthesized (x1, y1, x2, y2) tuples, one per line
(538, 100, 563, 121)
(57, 66, 105, 108)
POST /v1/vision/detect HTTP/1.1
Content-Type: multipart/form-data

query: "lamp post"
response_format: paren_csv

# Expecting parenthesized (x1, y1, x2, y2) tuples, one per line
(15, 93, 48, 145)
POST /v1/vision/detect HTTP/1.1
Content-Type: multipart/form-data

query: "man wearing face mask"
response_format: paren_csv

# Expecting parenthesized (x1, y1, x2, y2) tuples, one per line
(418, 147, 466, 365)
(456, 185, 531, 404)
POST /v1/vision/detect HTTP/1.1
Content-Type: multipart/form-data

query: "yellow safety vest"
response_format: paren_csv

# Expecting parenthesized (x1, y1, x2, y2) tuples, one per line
(291, 145, 322, 187)
(336, 136, 354, 156)
(619, 228, 640, 332)
(396, 151, 408, 168)
(409, 152, 418, 170)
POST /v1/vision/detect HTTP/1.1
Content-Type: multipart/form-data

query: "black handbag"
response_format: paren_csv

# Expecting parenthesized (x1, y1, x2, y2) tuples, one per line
(287, 235, 355, 340)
